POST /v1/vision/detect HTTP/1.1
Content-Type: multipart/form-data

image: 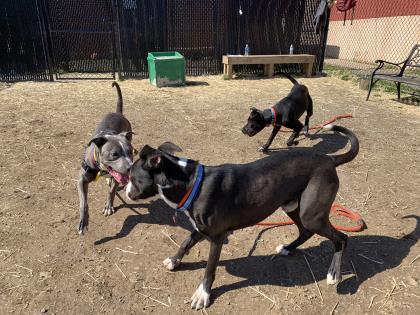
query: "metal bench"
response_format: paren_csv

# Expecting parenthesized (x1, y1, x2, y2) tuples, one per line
(222, 54, 315, 79)
(366, 44, 420, 100)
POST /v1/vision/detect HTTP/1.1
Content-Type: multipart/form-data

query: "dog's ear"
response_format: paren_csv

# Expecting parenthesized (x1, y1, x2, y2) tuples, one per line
(119, 131, 135, 141)
(139, 145, 163, 169)
(147, 154, 162, 169)
(88, 134, 108, 147)
(139, 145, 156, 158)
(158, 141, 182, 154)
(249, 107, 262, 119)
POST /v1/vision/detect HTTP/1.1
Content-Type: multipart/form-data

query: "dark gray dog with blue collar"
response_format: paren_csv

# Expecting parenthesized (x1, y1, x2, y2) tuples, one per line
(126, 124, 359, 310)
(241, 72, 313, 151)
(77, 82, 134, 235)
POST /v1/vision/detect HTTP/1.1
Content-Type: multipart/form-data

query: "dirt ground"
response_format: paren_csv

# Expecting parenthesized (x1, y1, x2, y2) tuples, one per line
(0, 75, 419, 315)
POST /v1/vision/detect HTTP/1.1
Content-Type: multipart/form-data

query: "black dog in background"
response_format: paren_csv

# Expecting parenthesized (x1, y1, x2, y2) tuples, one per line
(242, 72, 313, 151)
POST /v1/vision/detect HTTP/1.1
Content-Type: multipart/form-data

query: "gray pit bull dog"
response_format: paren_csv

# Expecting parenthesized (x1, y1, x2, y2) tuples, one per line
(126, 124, 359, 310)
(77, 82, 134, 234)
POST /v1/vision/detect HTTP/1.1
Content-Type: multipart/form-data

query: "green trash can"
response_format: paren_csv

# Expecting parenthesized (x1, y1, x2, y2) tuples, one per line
(147, 52, 186, 87)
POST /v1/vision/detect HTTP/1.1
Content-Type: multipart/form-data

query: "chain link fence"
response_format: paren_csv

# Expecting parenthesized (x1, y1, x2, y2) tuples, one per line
(44, 0, 116, 79)
(325, 0, 419, 77)
(118, 0, 329, 79)
(1, 0, 330, 81)
(0, 0, 52, 81)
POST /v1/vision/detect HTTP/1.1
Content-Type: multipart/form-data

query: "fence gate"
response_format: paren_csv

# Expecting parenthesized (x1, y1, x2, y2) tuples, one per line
(44, 0, 116, 80)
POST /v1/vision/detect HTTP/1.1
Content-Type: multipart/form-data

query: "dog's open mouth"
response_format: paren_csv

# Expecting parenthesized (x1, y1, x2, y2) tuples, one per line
(107, 167, 129, 186)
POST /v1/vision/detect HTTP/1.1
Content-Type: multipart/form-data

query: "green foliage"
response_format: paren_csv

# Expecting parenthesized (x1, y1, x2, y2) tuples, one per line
(324, 64, 419, 95)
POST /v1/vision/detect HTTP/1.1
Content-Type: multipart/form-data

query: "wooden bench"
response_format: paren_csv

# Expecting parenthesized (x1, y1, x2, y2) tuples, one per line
(222, 54, 315, 79)
(366, 44, 420, 100)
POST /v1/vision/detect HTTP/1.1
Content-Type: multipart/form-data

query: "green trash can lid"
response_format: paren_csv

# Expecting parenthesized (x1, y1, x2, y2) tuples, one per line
(147, 51, 184, 60)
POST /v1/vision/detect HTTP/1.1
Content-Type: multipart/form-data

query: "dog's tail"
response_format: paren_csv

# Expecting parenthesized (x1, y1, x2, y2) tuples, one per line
(112, 82, 123, 114)
(323, 124, 359, 167)
(274, 71, 299, 85)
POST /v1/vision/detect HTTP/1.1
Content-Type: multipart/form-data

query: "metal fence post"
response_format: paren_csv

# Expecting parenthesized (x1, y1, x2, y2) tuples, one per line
(36, 0, 54, 81)
(319, 7, 331, 73)
(113, 0, 124, 80)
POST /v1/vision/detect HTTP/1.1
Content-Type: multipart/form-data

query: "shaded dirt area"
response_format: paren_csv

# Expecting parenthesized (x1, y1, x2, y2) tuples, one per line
(0, 75, 419, 314)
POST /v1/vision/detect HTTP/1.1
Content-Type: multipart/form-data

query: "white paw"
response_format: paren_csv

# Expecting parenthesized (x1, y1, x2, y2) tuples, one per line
(190, 284, 210, 310)
(258, 146, 267, 152)
(327, 272, 338, 285)
(125, 182, 133, 200)
(163, 257, 180, 271)
(102, 206, 115, 216)
(275, 244, 290, 256)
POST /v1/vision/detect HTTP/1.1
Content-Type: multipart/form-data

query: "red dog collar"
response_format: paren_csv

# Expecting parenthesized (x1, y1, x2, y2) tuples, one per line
(270, 107, 279, 126)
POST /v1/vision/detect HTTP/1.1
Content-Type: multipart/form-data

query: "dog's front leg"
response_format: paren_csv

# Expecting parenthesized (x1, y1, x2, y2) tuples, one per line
(102, 177, 119, 216)
(259, 125, 281, 152)
(163, 230, 204, 270)
(77, 169, 96, 234)
(191, 234, 225, 310)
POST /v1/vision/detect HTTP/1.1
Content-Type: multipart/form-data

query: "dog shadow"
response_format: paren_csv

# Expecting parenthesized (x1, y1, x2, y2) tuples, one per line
(395, 95, 419, 106)
(186, 80, 210, 87)
(95, 197, 418, 301)
(264, 131, 349, 155)
(309, 132, 350, 155)
(177, 215, 419, 300)
(94, 198, 193, 245)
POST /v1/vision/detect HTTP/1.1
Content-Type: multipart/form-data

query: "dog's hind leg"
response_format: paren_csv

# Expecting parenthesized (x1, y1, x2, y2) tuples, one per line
(163, 230, 204, 271)
(304, 95, 313, 136)
(285, 120, 303, 146)
(103, 177, 118, 216)
(276, 208, 314, 255)
(299, 172, 347, 285)
(318, 225, 347, 285)
(259, 125, 281, 152)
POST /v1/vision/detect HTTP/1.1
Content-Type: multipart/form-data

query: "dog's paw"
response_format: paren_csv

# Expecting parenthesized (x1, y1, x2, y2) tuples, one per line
(77, 219, 88, 235)
(102, 205, 115, 216)
(163, 257, 180, 271)
(275, 244, 290, 256)
(258, 146, 268, 152)
(190, 283, 210, 310)
(326, 272, 341, 285)
(77, 210, 89, 235)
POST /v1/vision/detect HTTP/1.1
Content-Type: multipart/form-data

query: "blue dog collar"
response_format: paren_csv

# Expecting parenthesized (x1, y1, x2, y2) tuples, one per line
(177, 164, 204, 212)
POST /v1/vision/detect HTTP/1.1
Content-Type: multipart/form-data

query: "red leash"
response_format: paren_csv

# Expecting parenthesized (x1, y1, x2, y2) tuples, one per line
(256, 201, 365, 232)
(279, 114, 353, 133)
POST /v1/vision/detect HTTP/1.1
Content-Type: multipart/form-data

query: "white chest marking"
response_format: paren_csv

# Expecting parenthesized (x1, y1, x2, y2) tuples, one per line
(184, 211, 199, 231)
(157, 185, 178, 209)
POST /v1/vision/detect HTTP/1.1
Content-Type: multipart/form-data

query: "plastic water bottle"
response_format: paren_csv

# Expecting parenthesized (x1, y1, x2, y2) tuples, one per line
(245, 44, 250, 56)
(289, 44, 294, 55)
